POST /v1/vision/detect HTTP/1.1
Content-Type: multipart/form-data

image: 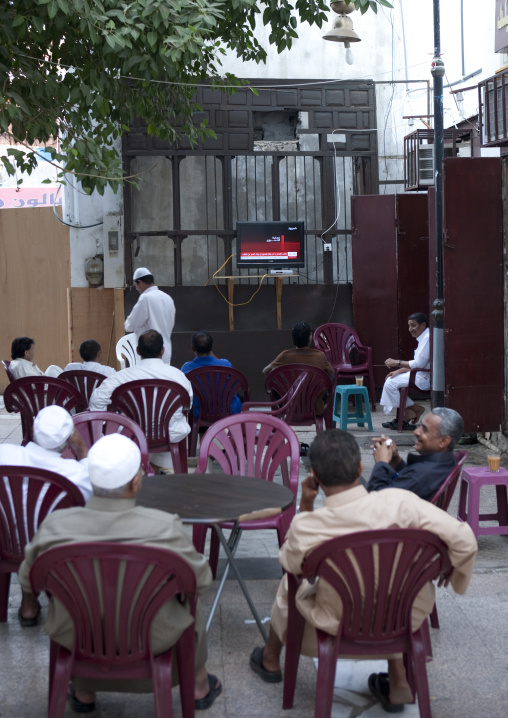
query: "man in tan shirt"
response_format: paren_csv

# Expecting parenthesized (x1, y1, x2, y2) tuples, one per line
(249, 430, 477, 710)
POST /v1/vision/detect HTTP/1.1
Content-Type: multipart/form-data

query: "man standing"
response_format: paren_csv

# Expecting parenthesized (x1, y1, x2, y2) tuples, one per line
(63, 339, 116, 378)
(0, 405, 92, 502)
(18, 434, 221, 713)
(124, 267, 176, 364)
(181, 330, 241, 417)
(249, 430, 477, 711)
(368, 407, 463, 501)
(89, 330, 192, 471)
(380, 312, 430, 430)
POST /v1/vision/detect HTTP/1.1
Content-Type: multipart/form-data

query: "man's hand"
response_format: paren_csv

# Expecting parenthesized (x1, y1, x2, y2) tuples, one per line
(384, 358, 399, 369)
(371, 435, 396, 465)
(386, 368, 409, 379)
(300, 474, 318, 512)
(67, 429, 88, 461)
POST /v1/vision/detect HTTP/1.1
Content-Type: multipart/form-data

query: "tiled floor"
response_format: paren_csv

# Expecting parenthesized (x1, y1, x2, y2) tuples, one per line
(1, 398, 508, 716)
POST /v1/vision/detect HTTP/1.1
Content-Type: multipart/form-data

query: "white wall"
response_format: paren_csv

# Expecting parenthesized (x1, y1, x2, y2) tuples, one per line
(68, 0, 505, 285)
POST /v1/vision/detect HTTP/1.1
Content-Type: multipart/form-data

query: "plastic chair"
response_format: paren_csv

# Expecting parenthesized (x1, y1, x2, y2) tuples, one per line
(244, 364, 333, 432)
(62, 411, 154, 476)
(3, 377, 86, 445)
(29, 543, 197, 718)
(283, 528, 452, 718)
(186, 366, 250, 456)
(116, 333, 139, 370)
(1, 360, 15, 384)
(0, 466, 85, 622)
(396, 369, 430, 433)
(427, 450, 467, 629)
(313, 323, 376, 410)
(59, 370, 106, 409)
(109, 379, 191, 473)
(193, 413, 300, 579)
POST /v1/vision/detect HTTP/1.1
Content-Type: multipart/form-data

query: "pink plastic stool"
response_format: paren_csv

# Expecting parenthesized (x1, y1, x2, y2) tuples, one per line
(457, 466, 508, 539)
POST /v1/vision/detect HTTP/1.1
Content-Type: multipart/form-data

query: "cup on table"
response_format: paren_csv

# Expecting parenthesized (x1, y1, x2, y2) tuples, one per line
(355, 376, 363, 386)
(487, 455, 501, 472)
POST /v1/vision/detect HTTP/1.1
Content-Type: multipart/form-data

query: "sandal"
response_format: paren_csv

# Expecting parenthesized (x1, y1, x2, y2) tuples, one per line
(195, 674, 222, 710)
(368, 673, 404, 713)
(249, 646, 282, 683)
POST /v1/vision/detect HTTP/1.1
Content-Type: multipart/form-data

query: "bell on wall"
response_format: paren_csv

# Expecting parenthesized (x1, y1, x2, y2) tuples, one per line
(323, 1, 361, 65)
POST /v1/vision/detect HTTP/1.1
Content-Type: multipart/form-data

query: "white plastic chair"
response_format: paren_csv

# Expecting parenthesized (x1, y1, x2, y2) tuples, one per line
(115, 333, 139, 370)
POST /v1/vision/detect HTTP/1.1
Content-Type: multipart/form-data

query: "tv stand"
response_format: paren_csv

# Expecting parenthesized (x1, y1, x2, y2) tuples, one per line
(214, 275, 299, 330)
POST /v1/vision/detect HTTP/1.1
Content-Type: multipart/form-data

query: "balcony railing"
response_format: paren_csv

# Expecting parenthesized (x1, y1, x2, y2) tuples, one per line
(479, 70, 508, 146)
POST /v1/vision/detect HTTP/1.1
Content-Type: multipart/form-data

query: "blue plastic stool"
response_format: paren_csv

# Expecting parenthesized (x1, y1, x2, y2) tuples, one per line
(332, 385, 373, 431)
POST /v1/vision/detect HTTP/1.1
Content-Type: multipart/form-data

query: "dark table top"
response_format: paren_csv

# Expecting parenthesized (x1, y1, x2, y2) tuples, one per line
(137, 473, 295, 524)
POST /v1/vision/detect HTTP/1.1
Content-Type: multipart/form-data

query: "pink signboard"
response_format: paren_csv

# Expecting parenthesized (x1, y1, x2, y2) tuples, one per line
(0, 187, 62, 209)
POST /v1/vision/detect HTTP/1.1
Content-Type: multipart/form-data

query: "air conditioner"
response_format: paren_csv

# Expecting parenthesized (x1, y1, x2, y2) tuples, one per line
(409, 144, 462, 187)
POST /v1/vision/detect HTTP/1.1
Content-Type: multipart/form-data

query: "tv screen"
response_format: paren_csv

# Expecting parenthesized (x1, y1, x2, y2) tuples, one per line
(236, 221, 305, 270)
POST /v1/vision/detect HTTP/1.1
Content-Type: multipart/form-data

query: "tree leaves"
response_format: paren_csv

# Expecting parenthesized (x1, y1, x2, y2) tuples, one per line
(1, 0, 391, 192)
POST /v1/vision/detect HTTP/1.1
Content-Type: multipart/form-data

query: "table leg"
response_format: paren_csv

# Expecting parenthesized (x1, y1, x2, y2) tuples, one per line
(206, 523, 269, 643)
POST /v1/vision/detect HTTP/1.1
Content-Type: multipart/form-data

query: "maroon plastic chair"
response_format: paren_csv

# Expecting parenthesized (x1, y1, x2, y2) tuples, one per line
(426, 450, 467, 629)
(243, 364, 333, 432)
(29, 543, 197, 718)
(3, 377, 86, 445)
(395, 369, 431, 432)
(59, 370, 105, 409)
(186, 366, 250, 456)
(61, 411, 154, 477)
(1, 360, 15, 384)
(0, 466, 85, 622)
(109, 379, 191, 473)
(313, 323, 376, 410)
(283, 528, 452, 718)
(193, 413, 299, 579)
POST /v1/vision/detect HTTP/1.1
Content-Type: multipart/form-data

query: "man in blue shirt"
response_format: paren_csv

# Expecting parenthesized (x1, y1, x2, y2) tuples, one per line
(181, 331, 241, 417)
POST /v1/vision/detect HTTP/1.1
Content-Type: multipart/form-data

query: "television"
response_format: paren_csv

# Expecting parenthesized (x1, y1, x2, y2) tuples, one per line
(236, 221, 305, 271)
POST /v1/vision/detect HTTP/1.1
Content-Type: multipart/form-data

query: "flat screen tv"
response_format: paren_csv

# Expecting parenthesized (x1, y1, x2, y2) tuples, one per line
(236, 221, 305, 270)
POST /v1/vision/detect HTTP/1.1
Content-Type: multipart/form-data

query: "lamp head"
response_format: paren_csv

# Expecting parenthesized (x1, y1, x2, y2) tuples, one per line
(323, 14, 361, 43)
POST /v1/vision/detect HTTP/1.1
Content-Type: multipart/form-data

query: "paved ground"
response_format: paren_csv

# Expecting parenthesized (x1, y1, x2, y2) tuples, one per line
(1, 398, 507, 717)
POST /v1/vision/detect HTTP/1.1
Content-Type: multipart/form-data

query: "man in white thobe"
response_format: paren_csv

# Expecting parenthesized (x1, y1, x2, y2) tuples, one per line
(0, 405, 92, 502)
(124, 267, 176, 364)
(89, 330, 192, 470)
(63, 339, 116, 378)
(380, 312, 430, 430)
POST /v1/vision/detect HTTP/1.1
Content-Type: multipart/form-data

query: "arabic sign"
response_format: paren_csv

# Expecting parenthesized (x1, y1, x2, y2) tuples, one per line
(496, 0, 508, 52)
(0, 188, 62, 209)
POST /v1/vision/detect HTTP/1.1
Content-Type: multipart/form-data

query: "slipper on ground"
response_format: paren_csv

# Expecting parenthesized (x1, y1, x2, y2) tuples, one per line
(368, 672, 404, 713)
(69, 688, 96, 714)
(195, 673, 222, 710)
(249, 646, 282, 683)
(17, 602, 41, 628)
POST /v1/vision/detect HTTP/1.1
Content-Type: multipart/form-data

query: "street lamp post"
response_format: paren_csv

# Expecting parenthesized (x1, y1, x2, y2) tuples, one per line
(431, 0, 445, 408)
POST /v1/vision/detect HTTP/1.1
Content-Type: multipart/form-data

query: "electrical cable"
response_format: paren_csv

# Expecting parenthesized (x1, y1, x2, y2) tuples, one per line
(209, 253, 269, 307)
(51, 185, 103, 228)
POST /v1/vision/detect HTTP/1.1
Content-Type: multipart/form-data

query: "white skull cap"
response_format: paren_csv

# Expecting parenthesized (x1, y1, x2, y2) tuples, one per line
(88, 434, 141, 490)
(33, 406, 74, 450)
(133, 267, 151, 280)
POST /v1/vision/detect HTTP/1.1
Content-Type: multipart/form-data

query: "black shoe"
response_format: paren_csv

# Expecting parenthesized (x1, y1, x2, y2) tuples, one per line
(381, 419, 398, 430)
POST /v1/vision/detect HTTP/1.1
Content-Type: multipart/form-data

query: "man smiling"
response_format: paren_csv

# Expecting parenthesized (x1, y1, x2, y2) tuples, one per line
(367, 407, 464, 501)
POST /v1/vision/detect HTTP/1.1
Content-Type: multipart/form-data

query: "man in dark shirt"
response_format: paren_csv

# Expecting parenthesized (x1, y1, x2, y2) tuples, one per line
(367, 407, 464, 501)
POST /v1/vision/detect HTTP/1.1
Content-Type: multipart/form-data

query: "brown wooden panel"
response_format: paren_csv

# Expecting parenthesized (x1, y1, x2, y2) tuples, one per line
(0, 208, 70, 393)
(442, 158, 504, 431)
(352, 195, 397, 387)
(68, 288, 118, 369)
(396, 194, 429, 360)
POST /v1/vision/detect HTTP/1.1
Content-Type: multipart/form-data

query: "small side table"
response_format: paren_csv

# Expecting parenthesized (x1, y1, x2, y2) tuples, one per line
(332, 385, 373, 432)
(457, 466, 508, 538)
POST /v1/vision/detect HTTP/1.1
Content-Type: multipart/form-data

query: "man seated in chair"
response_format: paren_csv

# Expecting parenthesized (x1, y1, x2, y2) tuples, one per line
(63, 339, 116, 378)
(89, 329, 192, 472)
(0, 405, 92, 502)
(249, 429, 477, 711)
(380, 312, 430, 431)
(367, 407, 463, 501)
(9, 336, 63, 379)
(181, 330, 241, 418)
(18, 434, 222, 713)
(263, 321, 334, 415)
